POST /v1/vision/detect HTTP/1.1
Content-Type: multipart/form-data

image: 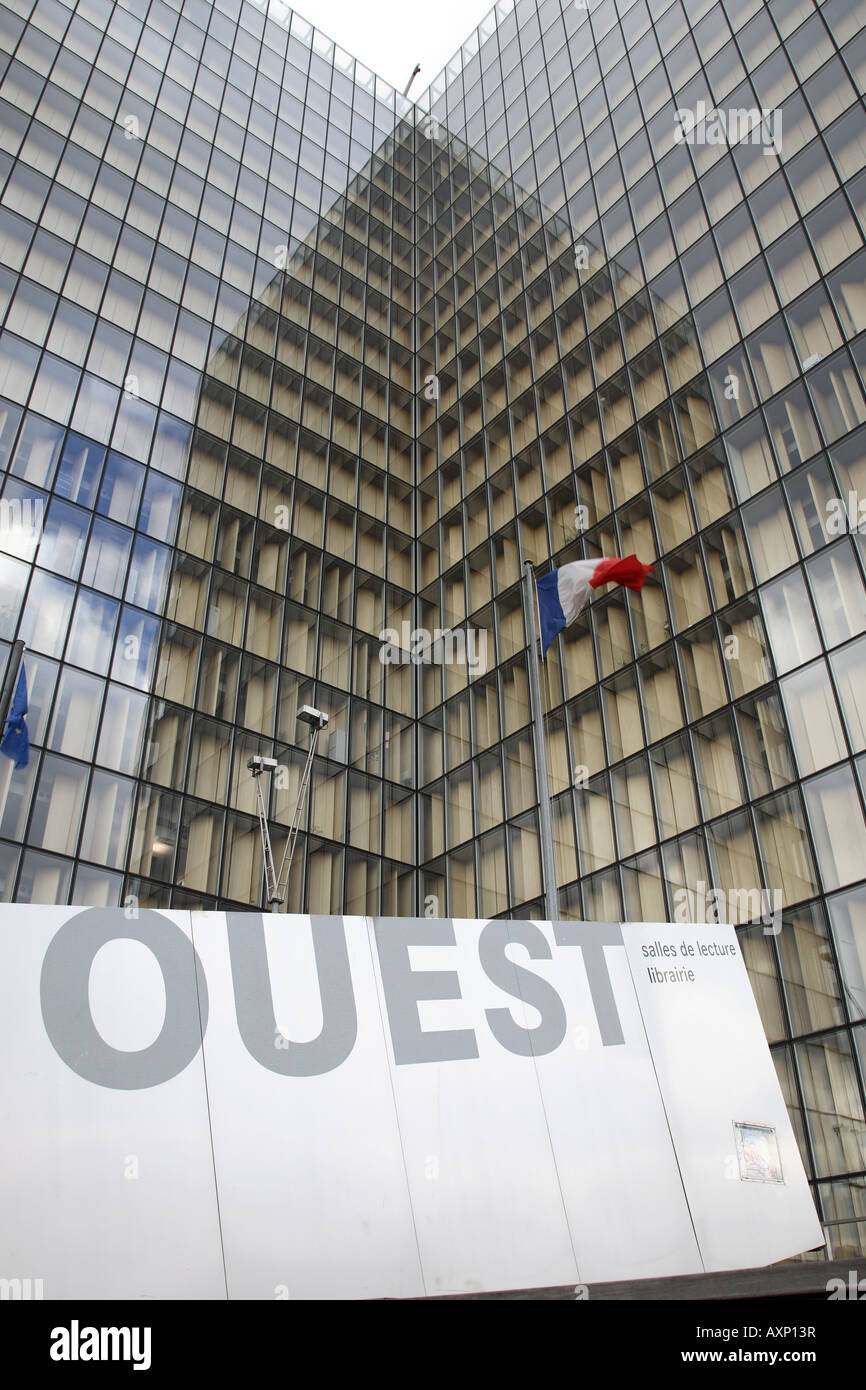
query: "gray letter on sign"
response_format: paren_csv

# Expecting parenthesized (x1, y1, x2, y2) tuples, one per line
(479, 921, 566, 1055)
(553, 921, 626, 1046)
(40, 908, 208, 1089)
(374, 918, 478, 1063)
(227, 914, 356, 1075)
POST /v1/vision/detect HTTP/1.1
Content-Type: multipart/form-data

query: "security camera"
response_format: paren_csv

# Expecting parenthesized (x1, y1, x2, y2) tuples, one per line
(298, 705, 328, 728)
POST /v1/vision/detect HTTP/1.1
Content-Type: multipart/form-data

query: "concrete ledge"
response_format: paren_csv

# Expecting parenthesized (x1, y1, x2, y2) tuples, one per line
(414, 1256, 866, 1300)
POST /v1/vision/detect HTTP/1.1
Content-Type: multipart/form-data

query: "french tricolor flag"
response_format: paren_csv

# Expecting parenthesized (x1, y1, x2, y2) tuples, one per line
(536, 555, 654, 656)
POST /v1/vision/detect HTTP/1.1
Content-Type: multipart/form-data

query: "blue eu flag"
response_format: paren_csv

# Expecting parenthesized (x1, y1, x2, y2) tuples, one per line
(0, 665, 29, 769)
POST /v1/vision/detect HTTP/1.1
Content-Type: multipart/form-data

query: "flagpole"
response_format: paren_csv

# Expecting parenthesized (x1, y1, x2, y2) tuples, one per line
(523, 562, 559, 922)
(0, 639, 24, 731)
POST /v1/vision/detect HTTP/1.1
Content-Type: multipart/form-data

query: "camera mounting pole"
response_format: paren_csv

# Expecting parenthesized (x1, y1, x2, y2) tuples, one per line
(248, 706, 328, 914)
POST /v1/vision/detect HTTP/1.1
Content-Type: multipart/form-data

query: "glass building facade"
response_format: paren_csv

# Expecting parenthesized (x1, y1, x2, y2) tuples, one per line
(1, 0, 865, 1255)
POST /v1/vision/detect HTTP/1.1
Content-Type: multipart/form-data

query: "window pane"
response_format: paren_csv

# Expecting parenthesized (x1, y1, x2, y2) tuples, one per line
(97, 452, 144, 526)
(16, 849, 73, 904)
(706, 809, 761, 919)
(79, 770, 135, 869)
(55, 434, 105, 507)
(96, 683, 148, 775)
(47, 668, 103, 760)
(111, 607, 159, 689)
(693, 712, 744, 818)
(803, 765, 866, 891)
(781, 661, 847, 775)
(17, 570, 76, 658)
(736, 690, 795, 797)
(739, 925, 786, 1043)
(742, 488, 797, 581)
(65, 589, 119, 674)
(806, 542, 866, 648)
(576, 775, 615, 874)
(760, 569, 821, 673)
(71, 864, 124, 907)
(784, 457, 836, 556)
(827, 886, 866, 1024)
(82, 517, 132, 595)
(10, 414, 64, 487)
(754, 788, 819, 907)
(830, 637, 866, 752)
(0, 553, 30, 639)
(777, 903, 846, 1035)
(796, 1032, 866, 1178)
(29, 753, 88, 855)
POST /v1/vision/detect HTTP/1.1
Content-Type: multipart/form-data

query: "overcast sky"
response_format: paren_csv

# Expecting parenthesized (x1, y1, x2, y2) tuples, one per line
(294, 0, 496, 94)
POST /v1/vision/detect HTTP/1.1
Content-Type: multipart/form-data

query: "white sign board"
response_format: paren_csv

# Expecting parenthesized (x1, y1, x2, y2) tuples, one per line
(0, 908, 823, 1298)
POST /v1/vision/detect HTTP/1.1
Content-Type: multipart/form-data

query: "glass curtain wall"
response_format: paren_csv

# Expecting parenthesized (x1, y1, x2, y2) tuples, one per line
(0, 0, 865, 1252)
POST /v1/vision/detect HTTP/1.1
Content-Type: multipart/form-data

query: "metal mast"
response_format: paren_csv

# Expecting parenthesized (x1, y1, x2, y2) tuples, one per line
(522, 562, 560, 922)
(248, 705, 328, 913)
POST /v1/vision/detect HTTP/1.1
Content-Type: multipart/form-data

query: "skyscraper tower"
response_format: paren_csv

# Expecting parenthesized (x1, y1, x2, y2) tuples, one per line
(1, 0, 865, 1255)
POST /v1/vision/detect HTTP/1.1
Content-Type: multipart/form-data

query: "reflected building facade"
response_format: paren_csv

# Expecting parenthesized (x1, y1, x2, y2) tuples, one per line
(1, 0, 866, 1254)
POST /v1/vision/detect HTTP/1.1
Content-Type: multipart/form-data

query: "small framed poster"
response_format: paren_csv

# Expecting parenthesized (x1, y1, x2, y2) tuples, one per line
(734, 1122, 784, 1184)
